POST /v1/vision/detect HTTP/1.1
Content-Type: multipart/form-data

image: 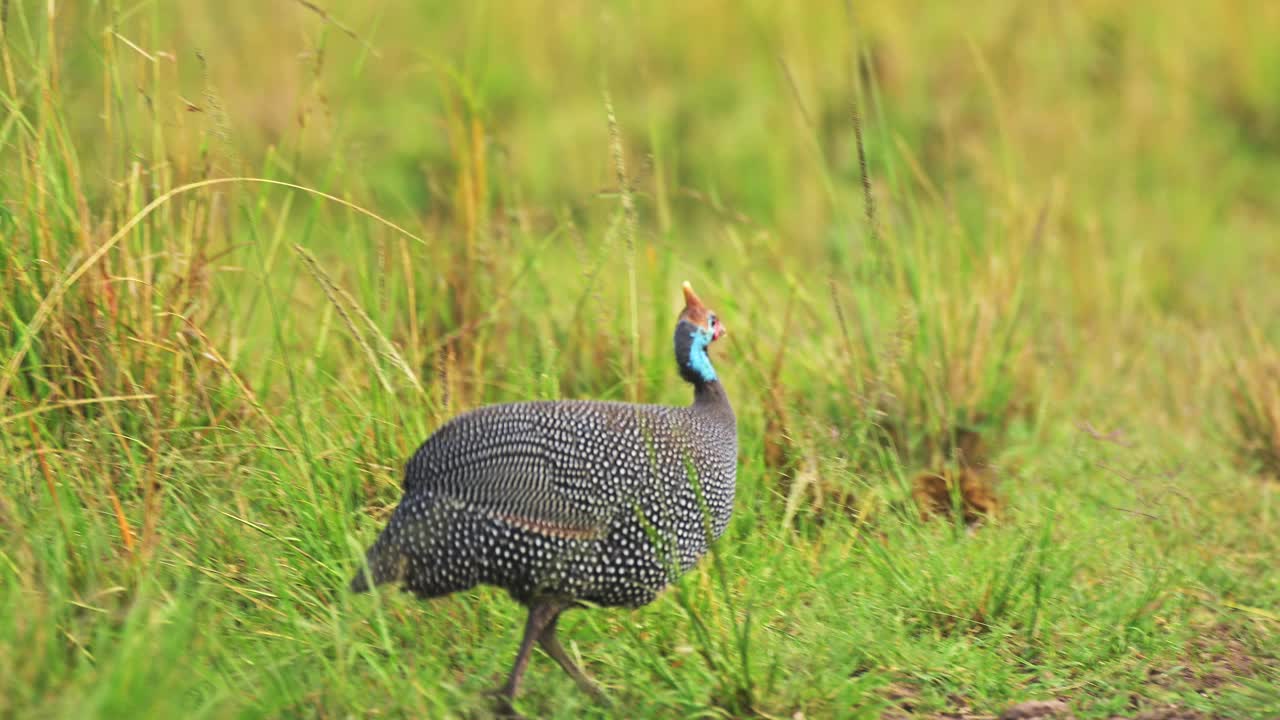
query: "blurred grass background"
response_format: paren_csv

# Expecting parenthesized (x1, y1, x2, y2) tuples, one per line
(2, 1, 1279, 718)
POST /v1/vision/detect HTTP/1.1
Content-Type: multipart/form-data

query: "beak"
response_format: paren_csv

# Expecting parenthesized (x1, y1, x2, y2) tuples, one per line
(713, 323, 726, 341)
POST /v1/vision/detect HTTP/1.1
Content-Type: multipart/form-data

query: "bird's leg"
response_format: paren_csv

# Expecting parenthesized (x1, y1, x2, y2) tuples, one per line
(495, 600, 563, 716)
(537, 613, 608, 704)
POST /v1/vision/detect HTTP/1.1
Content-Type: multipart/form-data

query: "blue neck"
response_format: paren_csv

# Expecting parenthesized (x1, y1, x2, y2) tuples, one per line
(687, 330, 716, 382)
(675, 322, 717, 385)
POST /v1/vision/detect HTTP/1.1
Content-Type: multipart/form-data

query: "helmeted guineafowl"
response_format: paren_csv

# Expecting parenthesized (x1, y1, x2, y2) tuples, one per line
(350, 281, 736, 712)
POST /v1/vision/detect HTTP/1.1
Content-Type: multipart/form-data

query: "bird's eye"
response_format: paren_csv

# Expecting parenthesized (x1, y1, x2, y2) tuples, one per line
(708, 314, 717, 328)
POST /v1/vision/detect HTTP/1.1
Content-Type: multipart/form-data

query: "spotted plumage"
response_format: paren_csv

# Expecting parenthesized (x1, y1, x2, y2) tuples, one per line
(350, 282, 736, 712)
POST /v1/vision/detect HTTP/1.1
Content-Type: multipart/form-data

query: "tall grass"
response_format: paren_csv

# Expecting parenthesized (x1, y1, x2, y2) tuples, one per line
(3, 1, 1279, 718)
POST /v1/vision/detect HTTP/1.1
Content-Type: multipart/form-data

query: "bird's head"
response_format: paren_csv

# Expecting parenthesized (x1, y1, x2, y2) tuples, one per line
(675, 281, 725, 385)
(678, 281, 726, 343)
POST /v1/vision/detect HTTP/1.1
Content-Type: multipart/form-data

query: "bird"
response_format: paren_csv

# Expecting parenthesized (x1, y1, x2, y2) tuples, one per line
(350, 281, 737, 714)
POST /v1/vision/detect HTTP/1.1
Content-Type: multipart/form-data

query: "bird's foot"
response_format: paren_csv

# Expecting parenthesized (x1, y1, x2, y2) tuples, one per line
(489, 691, 526, 719)
(576, 677, 610, 706)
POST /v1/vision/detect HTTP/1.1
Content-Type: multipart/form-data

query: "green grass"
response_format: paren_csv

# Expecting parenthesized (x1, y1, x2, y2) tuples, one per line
(3, 1, 1280, 718)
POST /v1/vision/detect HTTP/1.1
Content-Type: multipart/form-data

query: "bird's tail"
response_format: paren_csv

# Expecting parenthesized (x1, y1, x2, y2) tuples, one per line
(349, 532, 402, 593)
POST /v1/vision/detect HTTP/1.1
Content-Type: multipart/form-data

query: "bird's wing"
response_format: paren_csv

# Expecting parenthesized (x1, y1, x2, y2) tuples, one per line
(403, 402, 679, 538)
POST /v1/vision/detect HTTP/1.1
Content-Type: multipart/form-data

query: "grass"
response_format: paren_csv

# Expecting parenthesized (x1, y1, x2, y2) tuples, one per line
(3, 1, 1280, 718)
